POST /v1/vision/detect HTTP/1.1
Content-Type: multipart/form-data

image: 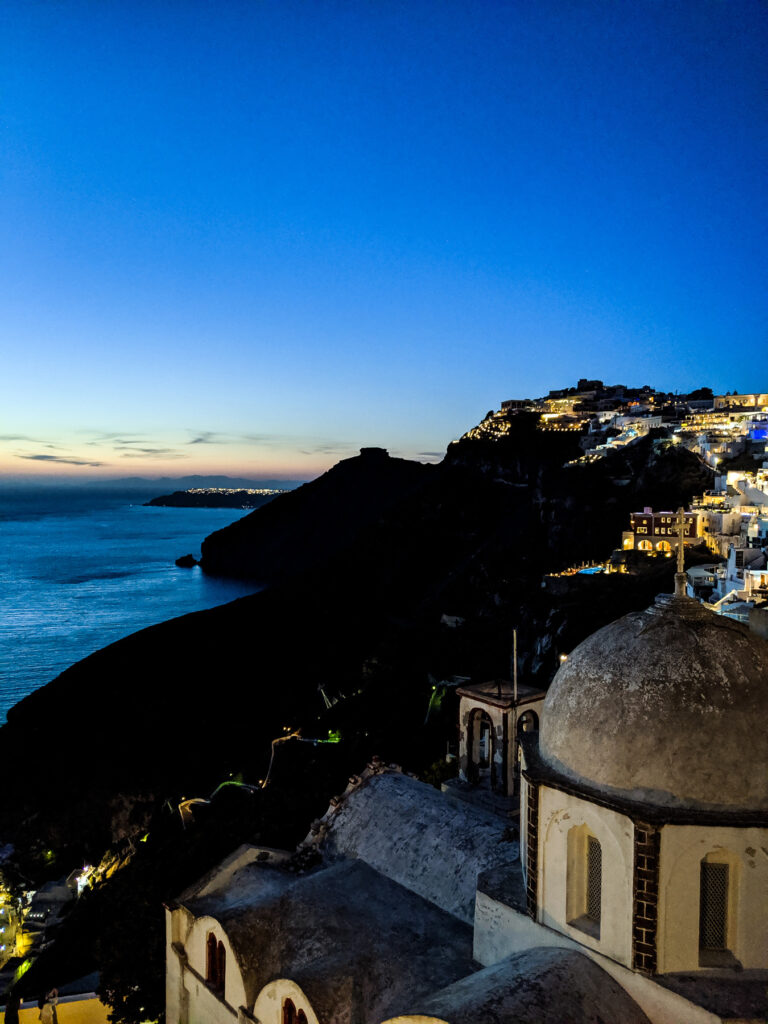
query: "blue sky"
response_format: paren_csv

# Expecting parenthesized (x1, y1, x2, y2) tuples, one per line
(1, 0, 766, 479)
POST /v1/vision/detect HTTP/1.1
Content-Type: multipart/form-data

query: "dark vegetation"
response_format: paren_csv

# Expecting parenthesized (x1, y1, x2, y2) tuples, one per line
(0, 414, 712, 1021)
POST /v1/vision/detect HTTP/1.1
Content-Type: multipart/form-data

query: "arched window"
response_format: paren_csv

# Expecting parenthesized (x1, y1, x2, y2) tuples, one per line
(657, 540, 672, 552)
(566, 826, 602, 940)
(297, 1012, 307, 1024)
(283, 999, 296, 1024)
(206, 933, 217, 986)
(638, 539, 653, 551)
(467, 708, 496, 787)
(518, 710, 538, 734)
(205, 933, 226, 993)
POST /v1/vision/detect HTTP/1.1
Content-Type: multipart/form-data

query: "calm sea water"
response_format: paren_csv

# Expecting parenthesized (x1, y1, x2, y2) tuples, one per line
(0, 488, 260, 723)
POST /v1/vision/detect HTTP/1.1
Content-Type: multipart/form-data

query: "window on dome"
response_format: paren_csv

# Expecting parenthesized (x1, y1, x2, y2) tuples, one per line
(699, 858, 738, 967)
(566, 826, 601, 940)
(283, 999, 296, 1024)
(586, 836, 602, 925)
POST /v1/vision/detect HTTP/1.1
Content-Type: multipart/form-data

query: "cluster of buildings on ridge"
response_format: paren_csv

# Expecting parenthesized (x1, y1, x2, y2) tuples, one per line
(503, 379, 768, 637)
(472, 379, 768, 466)
(616, 400, 768, 631)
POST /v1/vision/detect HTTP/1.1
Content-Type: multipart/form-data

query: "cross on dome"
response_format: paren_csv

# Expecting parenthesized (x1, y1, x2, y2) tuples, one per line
(674, 506, 687, 597)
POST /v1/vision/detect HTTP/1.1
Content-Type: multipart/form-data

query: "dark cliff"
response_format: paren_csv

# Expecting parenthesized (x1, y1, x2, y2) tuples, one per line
(200, 447, 431, 580)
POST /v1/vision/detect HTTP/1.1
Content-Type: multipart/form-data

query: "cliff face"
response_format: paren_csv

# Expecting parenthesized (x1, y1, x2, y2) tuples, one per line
(0, 417, 713, 858)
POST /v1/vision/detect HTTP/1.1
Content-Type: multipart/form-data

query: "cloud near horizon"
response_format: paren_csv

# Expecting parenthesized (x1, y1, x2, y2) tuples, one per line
(187, 431, 294, 446)
(117, 448, 189, 459)
(16, 454, 105, 467)
(299, 443, 355, 456)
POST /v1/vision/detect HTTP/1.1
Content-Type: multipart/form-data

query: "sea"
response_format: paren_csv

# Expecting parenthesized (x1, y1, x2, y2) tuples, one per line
(0, 487, 261, 724)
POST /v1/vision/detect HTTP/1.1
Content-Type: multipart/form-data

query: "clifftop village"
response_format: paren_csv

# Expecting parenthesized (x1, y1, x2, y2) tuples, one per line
(1, 382, 768, 1024)
(481, 379, 768, 640)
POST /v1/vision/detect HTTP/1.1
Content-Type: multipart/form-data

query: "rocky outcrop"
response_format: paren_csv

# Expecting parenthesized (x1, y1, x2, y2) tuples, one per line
(201, 447, 431, 581)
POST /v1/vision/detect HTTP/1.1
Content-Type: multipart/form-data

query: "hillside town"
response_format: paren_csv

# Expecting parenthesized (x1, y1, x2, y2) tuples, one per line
(484, 381, 768, 638)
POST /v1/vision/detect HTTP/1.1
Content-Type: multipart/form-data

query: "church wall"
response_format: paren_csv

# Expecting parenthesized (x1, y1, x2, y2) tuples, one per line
(183, 971, 237, 1024)
(538, 787, 634, 968)
(167, 906, 196, 1024)
(252, 979, 321, 1024)
(657, 825, 768, 973)
(183, 915, 248, 1022)
(166, 909, 182, 1024)
(472, 895, 719, 1024)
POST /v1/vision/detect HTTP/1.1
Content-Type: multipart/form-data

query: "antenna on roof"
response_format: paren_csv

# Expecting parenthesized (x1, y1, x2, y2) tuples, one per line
(513, 628, 518, 706)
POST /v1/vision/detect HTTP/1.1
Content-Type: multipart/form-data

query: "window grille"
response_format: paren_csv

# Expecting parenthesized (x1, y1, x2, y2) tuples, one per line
(586, 836, 602, 923)
(700, 863, 728, 950)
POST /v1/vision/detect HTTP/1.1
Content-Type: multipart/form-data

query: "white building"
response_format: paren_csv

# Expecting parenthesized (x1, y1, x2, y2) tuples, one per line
(167, 587, 768, 1024)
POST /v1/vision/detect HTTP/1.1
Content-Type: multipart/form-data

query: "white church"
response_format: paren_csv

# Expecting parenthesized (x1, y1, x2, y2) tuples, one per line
(165, 571, 768, 1024)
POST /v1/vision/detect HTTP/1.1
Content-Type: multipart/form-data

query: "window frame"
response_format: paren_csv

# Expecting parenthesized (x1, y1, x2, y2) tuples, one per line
(566, 825, 602, 941)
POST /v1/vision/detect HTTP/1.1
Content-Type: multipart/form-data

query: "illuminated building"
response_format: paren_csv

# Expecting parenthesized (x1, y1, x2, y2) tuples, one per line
(622, 508, 698, 553)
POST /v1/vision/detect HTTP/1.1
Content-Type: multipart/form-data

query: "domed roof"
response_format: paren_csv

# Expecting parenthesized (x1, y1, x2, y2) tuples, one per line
(539, 593, 768, 813)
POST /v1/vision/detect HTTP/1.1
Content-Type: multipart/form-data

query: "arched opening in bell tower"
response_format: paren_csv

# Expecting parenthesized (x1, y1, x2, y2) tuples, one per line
(468, 708, 496, 789)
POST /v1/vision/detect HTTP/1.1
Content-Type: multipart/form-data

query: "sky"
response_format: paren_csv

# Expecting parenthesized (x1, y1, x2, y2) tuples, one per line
(1, 0, 767, 481)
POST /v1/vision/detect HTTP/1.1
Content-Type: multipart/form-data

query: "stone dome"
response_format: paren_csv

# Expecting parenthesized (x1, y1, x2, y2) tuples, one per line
(539, 594, 768, 813)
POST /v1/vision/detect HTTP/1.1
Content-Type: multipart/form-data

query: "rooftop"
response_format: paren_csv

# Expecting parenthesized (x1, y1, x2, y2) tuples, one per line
(457, 679, 546, 710)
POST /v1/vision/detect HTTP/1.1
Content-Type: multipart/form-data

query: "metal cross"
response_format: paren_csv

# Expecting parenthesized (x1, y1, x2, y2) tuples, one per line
(675, 506, 686, 574)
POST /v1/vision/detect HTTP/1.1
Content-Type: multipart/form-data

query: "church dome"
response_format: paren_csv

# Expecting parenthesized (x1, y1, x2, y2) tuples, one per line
(539, 594, 768, 813)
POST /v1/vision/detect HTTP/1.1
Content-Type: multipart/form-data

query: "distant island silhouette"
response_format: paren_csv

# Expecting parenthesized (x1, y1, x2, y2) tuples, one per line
(145, 487, 286, 510)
